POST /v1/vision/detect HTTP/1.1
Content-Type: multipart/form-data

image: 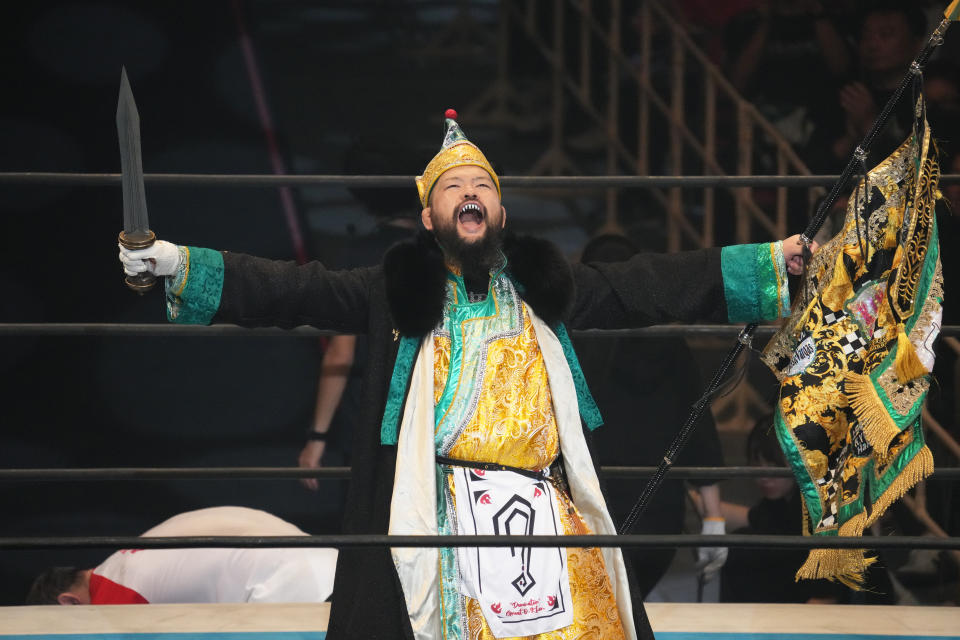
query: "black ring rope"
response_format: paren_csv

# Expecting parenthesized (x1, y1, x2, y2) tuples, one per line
(1, 466, 957, 482)
(599, 466, 960, 479)
(1, 323, 959, 338)
(0, 172, 957, 189)
(0, 534, 955, 551)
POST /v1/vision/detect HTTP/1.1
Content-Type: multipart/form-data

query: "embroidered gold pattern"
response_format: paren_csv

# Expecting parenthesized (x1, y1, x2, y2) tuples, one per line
(891, 154, 939, 321)
(437, 304, 625, 639)
(446, 309, 559, 470)
(761, 132, 919, 375)
(415, 142, 500, 207)
(434, 335, 451, 406)
(762, 119, 940, 586)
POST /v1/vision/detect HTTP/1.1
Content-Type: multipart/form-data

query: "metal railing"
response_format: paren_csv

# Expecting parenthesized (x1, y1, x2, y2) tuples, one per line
(465, 0, 825, 250)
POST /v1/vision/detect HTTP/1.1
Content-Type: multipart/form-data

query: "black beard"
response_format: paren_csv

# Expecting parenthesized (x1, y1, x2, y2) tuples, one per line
(433, 216, 504, 283)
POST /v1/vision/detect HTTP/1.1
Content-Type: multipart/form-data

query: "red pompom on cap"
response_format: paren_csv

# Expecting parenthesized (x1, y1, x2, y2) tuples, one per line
(444, 108, 458, 120)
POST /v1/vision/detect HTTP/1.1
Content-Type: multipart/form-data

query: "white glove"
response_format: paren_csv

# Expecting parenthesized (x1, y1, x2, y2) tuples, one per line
(118, 240, 180, 277)
(695, 518, 728, 582)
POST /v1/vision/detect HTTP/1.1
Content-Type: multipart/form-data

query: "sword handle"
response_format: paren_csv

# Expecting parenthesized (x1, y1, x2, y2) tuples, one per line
(118, 230, 157, 295)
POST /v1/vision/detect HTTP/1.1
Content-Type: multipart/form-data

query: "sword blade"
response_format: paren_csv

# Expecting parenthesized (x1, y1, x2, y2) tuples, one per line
(116, 67, 150, 235)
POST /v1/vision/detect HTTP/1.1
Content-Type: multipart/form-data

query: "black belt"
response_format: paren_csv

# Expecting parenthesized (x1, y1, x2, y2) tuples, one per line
(435, 455, 548, 481)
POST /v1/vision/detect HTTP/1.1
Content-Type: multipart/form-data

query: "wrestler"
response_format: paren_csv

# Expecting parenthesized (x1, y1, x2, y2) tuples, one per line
(27, 506, 337, 605)
(119, 111, 810, 639)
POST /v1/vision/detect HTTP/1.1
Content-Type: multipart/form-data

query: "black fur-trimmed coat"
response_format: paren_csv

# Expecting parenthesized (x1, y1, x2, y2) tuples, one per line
(215, 231, 730, 639)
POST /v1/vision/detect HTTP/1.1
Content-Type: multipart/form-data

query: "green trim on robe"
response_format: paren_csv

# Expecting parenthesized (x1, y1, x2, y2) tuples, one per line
(432, 270, 506, 444)
(864, 220, 941, 432)
(380, 336, 420, 446)
(721, 241, 790, 323)
(437, 466, 464, 640)
(554, 323, 603, 431)
(774, 407, 825, 531)
(165, 246, 224, 325)
(379, 292, 605, 446)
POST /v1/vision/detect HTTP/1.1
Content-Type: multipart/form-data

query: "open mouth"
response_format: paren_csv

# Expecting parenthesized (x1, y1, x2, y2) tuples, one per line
(457, 201, 485, 231)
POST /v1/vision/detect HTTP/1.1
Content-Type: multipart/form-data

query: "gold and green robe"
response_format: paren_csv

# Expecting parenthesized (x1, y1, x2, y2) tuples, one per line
(390, 264, 630, 640)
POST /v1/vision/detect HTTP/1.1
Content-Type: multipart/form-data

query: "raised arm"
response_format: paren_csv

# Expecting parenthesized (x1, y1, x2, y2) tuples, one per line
(569, 237, 805, 330)
(215, 251, 374, 332)
(119, 241, 375, 333)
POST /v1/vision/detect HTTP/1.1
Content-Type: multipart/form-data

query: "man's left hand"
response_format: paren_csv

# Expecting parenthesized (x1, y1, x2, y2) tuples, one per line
(695, 518, 728, 582)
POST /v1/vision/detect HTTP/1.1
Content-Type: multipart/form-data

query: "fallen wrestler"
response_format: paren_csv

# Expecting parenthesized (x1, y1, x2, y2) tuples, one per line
(27, 506, 337, 605)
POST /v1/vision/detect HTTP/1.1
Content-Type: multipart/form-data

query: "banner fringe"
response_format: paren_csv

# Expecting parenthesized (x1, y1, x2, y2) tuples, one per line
(795, 546, 875, 588)
(795, 447, 933, 588)
(865, 445, 934, 529)
(845, 372, 903, 454)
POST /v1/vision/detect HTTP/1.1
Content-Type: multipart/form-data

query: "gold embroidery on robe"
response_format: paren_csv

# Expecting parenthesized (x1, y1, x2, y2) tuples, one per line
(436, 304, 625, 640)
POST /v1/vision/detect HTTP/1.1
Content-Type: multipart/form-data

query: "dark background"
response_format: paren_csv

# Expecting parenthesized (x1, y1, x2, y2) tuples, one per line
(1, 1, 958, 607)
(0, 0, 590, 607)
(0, 1, 462, 605)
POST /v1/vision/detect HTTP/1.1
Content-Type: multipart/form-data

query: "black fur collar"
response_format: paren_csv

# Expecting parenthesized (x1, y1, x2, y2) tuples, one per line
(384, 231, 574, 336)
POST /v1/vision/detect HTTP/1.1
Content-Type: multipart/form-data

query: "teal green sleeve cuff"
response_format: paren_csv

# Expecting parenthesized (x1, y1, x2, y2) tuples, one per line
(720, 241, 790, 323)
(165, 246, 224, 325)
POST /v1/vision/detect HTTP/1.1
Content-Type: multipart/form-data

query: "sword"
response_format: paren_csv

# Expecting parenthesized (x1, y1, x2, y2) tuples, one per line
(116, 66, 156, 294)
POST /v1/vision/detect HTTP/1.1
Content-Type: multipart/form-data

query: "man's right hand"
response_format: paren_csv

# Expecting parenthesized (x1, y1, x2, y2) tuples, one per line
(119, 240, 180, 277)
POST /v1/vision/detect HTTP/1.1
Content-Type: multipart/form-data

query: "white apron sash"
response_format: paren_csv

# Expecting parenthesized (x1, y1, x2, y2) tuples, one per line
(451, 466, 573, 637)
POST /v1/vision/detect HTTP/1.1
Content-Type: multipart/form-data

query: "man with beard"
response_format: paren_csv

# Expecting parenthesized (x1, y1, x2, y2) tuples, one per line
(119, 110, 810, 640)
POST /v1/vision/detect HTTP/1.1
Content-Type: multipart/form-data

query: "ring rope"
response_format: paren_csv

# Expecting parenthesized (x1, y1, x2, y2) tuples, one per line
(2, 323, 959, 338)
(1, 534, 955, 551)
(3, 466, 957, 481)
(0, 172, 957, 188)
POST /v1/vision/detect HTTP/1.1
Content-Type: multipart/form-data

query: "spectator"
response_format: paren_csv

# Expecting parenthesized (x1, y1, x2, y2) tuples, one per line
(810, 1, 927, 171)
(299, 334, 357, 491)
(725, 0, 851, 169)
(926, 60, 960, 117)
(298, 141, 417, 495)
(659, 0, 759, 63)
